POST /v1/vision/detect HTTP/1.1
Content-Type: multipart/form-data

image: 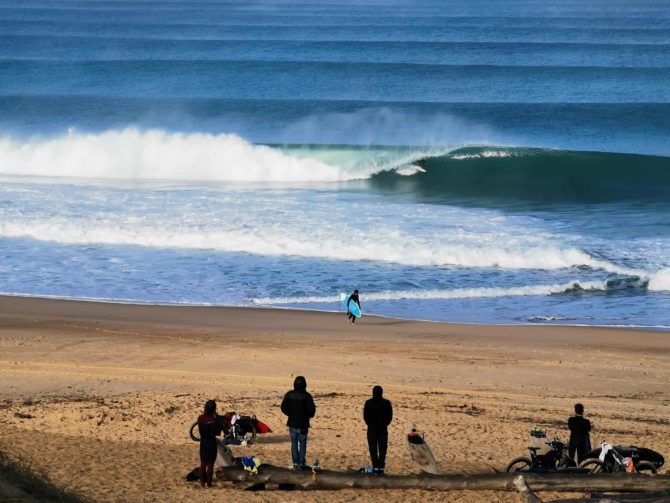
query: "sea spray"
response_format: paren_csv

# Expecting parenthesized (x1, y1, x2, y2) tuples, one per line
(0, 129, 345, 182)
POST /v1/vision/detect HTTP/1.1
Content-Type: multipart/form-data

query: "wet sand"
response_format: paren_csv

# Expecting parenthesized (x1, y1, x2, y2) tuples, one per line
(0, 295, 668, 502)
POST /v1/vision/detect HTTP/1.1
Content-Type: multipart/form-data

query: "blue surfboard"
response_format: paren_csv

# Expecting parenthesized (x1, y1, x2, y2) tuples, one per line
(342, 294, 361, 317)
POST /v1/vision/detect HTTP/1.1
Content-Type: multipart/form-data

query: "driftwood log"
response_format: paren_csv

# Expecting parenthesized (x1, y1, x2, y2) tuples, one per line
(218, 464, 670, 494)
(514, 476, 670, 503)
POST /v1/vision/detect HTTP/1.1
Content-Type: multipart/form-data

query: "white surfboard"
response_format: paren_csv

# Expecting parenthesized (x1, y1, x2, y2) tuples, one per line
(407, 429, 438, 474)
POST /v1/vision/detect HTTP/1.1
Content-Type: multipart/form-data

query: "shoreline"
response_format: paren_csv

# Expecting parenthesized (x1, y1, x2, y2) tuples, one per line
(2, 293, 669, 333)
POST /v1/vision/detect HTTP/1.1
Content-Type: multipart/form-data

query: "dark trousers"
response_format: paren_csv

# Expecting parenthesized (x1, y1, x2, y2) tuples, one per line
(367, 428, 388, 469)
(289, 426, 308, 467)
(348, 312, 357, 323)
(569, 442, 585, 464)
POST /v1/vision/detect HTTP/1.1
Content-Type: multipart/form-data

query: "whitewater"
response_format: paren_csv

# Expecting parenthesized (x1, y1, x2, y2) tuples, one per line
(1, 0, 669, 327)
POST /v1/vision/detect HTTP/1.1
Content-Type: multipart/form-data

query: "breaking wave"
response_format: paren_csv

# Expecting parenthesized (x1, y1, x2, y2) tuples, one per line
(368, 146, 670, 202)
(0, 129, 347, 182)
(2, 129, 670, 202)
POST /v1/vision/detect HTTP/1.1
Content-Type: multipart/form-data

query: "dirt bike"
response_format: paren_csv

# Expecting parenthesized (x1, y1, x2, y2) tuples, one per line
(578, 443, 664, 474)
(189, 412, 271, 446)
(506, 436, 576, 472)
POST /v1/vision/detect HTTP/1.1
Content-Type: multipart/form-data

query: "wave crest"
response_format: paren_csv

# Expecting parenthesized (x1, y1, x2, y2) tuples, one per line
(3, 130, 670, 204)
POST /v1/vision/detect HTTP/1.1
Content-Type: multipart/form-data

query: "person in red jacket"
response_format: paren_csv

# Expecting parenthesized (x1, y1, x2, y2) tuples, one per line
(197, 400, 223, 487)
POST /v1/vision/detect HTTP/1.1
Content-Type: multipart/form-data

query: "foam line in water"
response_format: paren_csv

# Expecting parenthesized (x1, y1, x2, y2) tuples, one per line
(0, 218, 629, 272)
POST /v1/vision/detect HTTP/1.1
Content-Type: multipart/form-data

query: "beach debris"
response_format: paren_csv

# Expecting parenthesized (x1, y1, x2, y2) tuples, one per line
(14, 412, 34, 419)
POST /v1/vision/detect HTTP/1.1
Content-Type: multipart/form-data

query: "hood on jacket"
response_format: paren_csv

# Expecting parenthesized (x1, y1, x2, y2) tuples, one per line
(372, 385, 383, 398)
(294, 375, 307, 391)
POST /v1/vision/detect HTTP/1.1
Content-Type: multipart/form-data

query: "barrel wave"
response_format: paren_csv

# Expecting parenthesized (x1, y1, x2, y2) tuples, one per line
(369, 147, 670, 202)
(2, 129, 669, 203)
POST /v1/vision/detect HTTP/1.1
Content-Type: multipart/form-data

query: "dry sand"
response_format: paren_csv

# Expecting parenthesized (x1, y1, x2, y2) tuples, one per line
(0, 295, 668, 502)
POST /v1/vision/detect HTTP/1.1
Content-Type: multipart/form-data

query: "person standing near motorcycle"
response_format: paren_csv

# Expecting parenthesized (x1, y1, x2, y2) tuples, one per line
(364, 385, 393, 475)
(281, 375, 316, 470)
(197, 399, 223, 487)
(568, 403, 592, 463)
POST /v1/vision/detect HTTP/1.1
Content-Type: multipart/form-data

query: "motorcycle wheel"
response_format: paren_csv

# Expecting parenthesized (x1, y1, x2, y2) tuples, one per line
(579, 458, 605, 473)
(189, 421, 200, 442)
(506, 457, 532, 472)
(636, 461, 657, 474)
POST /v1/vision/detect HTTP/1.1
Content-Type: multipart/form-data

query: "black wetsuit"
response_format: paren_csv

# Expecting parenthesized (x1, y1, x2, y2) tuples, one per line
(347, 293, 361, 324)
(568, 415, 592, 463)
(198, 413, 223, 486)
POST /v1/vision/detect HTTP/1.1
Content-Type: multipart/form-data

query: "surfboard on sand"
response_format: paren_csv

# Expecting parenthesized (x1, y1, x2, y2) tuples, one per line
(407, 428, 438, 474)
(340, 293, 362, 317)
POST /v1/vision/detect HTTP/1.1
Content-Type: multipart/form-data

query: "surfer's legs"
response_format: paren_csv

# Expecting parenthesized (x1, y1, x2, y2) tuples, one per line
(289, 427, 308, 467)
(348, 312, 356, 324)
(199, 460, 214, 487)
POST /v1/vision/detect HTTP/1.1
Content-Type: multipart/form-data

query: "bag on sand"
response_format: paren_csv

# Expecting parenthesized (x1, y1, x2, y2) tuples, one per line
(185, 467, 200, 482)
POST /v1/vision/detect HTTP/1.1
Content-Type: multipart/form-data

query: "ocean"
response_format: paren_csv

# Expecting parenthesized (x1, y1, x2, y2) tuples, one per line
(1, 0, 670, 328)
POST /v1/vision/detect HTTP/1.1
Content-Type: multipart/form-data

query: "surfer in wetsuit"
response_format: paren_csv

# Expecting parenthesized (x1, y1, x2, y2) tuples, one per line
(347, 289, 361, 324)
(568, 403, 592, 463)
(197, 399, 223, 487)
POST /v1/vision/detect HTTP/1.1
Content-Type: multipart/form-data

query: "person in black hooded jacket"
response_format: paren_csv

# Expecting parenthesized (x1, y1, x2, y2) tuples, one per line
(281, 375, 316, 469)
(363, 385, 393, 474)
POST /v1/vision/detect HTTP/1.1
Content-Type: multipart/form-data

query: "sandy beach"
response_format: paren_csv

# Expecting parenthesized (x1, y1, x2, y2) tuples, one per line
(0, 295, 668, 502)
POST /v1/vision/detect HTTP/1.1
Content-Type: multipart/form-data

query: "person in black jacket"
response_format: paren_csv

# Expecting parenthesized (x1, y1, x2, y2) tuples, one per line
(280, 375, 316, 470)
(568, 403, 592, 463)
(363, 385, 393, 474)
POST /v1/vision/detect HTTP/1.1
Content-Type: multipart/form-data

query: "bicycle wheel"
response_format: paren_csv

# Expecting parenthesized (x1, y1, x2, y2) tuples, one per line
(506, 457, 532, 472)
(239, 421, 257, 445)
(636, 461, 657, 474)
(579, 458, 604, 473)
(189, 421, 200, 441)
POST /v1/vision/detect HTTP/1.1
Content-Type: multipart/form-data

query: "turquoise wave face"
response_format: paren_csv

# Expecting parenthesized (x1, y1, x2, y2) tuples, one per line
(365, 147, 670, 203)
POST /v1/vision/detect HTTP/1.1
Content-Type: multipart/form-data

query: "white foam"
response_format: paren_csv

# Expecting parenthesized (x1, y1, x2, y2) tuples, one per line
(250, 280, 608, 305)
(0, 218, 621, 271)
(0, 129, 349, 182)
(451, 149, 513, 160)
(649, 268, 670, 292)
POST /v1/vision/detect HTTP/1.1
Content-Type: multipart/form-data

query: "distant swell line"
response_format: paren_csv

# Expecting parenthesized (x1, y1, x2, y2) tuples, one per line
(3, 59, 669, 71)
(5, 35, 670, 48)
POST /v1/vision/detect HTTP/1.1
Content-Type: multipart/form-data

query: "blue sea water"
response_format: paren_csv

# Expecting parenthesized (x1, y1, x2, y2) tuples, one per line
(1, 0, 670, 327)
